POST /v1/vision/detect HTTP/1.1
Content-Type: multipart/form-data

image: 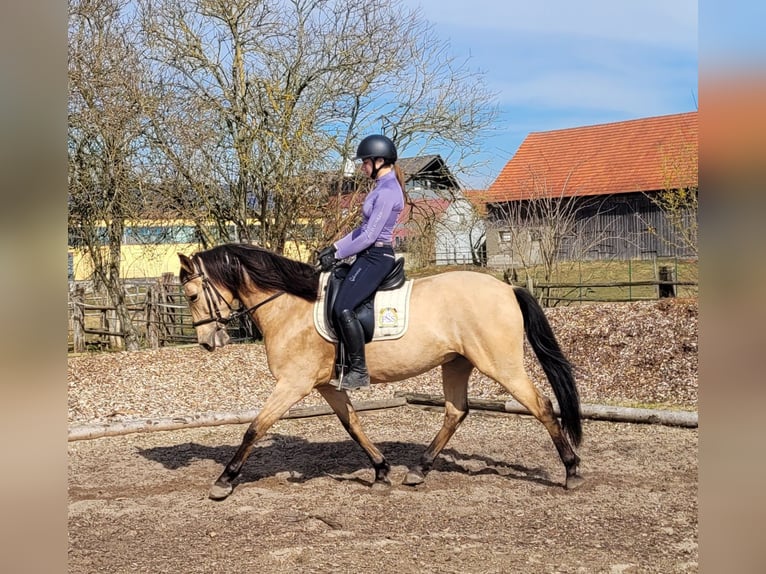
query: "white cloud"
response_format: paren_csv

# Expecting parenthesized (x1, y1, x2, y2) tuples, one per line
(401, 0, 697, 118)
(405, 0, 697, 52)
(399, 0, 698, 188)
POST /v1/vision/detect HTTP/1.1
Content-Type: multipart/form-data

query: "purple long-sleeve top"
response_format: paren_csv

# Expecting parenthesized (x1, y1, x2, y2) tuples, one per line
(333, 170, 404, 259)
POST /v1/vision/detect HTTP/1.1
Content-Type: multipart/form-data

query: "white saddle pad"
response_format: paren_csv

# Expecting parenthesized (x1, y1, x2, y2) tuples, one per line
(313, 272, 414, 343)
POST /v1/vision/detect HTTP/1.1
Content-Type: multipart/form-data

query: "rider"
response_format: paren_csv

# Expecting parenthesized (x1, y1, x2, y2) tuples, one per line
(317, 134, 406, 390)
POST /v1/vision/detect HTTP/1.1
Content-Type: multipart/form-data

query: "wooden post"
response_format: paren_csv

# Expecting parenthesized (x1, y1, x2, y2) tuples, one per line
(156, 277, 167, 345)
(160, 273, 176, 341)
(146, 286, 159, 349)
(107, 308, 123, 350)
(659, 266, 675, 298)
(68, 397, 408, 441)
(397, 392, 697, 428)
(72, 286, 85, 353)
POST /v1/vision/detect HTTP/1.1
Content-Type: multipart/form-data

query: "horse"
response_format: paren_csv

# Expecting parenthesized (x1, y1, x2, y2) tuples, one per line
(178, 243, 583, 500)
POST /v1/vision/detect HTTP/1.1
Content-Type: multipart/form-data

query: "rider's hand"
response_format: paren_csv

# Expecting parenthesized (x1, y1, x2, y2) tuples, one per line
(317, 245, 337, 272)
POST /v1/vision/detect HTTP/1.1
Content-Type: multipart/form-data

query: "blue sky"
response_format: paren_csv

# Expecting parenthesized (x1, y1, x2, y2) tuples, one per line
(401, 0, 699, 189)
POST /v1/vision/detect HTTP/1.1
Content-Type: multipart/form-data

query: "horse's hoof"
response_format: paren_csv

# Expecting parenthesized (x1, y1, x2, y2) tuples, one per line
(402, 470, 425, 486)
(209, 482, 233, 500)
(565, 474, 585, 490)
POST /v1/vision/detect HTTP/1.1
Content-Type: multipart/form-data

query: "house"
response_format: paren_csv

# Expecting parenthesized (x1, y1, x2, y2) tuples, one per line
(395, 196, 484, 267)
(68, 219, 204, 281)
(432, 195, 486, 266)
(483, 112, 698, 267)
(397, 155, 460, 199)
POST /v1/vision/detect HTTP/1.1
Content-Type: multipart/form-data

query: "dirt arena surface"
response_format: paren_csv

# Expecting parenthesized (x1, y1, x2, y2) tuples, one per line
(69, 408, 697, 573)
(68, 299, 698, 572)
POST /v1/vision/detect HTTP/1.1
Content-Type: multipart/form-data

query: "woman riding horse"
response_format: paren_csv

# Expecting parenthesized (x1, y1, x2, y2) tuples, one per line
(317, 134, 406, 391)
(179, 243, 583, 501)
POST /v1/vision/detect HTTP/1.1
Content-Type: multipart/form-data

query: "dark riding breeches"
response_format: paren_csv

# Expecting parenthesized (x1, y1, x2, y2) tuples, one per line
(331, 245, 396, 324)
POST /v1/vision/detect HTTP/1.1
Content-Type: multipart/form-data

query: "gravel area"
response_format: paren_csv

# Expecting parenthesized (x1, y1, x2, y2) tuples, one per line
(68, 297, 698, 574)
(68, 298, 697, 426)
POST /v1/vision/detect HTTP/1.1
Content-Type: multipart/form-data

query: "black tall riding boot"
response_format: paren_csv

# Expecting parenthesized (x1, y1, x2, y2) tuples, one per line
(337, 309, 370, 390)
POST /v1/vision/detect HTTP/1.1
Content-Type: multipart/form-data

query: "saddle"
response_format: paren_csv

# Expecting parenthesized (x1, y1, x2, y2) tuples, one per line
(323, 257, 407, 343)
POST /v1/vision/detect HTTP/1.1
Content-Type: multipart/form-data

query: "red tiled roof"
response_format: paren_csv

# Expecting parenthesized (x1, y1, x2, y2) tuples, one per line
(486, 112, 698, 202)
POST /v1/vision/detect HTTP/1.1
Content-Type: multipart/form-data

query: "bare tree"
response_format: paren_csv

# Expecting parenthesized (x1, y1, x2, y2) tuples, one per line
(137, 0, 498, 252)
(459, 197, 488, 266)
(646, 141, 698, 259)
(649, 187, 698, 258)
(397, 201, 442, 267)
(68, 0, 151, 350)
(487, 166, 619, 303)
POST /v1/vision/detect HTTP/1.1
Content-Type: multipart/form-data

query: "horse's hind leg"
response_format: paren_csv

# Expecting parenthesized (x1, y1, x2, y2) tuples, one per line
(496, 370, 582, 489)
(317, 384, 392, 486)
(403, 355, 472, 486)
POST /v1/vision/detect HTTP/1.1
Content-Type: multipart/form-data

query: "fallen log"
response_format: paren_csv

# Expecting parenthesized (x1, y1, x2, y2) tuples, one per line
(68, 391, 697, 443)
(397, 392, 697, 428)
(68, 397, 407, 442)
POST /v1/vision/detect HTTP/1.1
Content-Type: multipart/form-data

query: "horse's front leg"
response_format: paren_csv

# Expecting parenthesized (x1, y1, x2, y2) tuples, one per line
(317, 385, 392, 487)
(209, 382, 310, 500)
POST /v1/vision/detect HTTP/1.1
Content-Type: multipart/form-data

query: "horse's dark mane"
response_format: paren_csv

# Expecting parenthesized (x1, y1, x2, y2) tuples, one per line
(195, 243, 319, 302)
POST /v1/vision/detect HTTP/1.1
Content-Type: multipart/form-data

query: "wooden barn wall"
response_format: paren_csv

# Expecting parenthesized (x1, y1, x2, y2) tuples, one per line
(487, 192, 697, 264)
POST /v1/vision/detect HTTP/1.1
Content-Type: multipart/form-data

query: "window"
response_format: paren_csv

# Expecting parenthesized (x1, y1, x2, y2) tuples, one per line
(498, 230, 512, 242)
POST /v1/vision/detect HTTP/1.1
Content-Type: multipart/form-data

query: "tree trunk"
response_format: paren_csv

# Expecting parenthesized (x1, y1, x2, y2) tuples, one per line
(101, 215, 141, 351)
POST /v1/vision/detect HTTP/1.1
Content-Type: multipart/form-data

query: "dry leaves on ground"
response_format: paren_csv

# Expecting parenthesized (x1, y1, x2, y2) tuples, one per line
(68, 298, 697, 426)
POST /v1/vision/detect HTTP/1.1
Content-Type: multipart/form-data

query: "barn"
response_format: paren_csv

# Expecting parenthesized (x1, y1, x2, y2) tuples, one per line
(483, 112, 698, 267)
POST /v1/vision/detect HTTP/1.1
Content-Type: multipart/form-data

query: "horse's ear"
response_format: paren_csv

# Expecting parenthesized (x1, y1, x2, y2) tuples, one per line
(178, 253, 194, 275)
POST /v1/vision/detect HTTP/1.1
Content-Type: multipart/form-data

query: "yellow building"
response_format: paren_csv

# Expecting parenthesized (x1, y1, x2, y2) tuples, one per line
(68, 219, 316, 281)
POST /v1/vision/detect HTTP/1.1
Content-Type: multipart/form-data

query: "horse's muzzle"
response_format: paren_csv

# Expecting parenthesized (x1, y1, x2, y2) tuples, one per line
(199, 326, 231, 351)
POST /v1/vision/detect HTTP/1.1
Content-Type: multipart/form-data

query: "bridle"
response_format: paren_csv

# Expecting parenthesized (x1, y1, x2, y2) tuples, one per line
(181, 257, 285, 329)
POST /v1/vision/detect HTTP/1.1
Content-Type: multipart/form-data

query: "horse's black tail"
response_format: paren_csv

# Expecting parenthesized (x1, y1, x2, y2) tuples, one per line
(513, 286, 582, 447)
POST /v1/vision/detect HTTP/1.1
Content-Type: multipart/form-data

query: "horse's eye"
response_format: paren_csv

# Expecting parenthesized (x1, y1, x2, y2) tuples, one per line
(189, 294, 199, 303)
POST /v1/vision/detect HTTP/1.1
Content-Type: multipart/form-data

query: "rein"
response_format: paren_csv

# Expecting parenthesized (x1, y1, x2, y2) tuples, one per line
(182, 262, 285, 329)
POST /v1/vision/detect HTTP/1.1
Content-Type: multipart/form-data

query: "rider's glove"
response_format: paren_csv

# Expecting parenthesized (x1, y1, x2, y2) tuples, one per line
(317, 245, 337, 272)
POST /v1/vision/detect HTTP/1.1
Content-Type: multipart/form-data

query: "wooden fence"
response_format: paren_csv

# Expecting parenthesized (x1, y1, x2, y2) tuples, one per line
(525, 265, 698, 305)
(68, 274, 259, 353)
(68, 265, 698, 352)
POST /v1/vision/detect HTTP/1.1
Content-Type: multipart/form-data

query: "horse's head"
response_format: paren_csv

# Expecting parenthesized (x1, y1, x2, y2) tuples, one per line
(178, 253, 233, 351)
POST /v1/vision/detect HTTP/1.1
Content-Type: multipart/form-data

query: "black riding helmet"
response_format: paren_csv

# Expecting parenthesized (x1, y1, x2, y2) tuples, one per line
(354, 134, 397, 179)
(353, 134, 397, 164)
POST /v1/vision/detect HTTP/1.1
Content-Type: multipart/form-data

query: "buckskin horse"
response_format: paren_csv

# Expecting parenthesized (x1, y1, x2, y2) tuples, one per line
(178, 243, 583, 500)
